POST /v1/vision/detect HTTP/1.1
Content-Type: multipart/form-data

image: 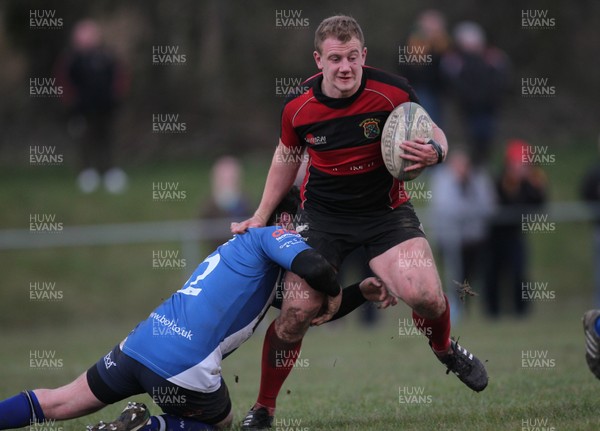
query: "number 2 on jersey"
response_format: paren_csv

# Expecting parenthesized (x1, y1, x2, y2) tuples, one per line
(178, 253, 221, 296)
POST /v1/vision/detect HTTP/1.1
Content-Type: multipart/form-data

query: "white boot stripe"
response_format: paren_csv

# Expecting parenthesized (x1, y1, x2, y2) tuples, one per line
(585, 331, 599, 356)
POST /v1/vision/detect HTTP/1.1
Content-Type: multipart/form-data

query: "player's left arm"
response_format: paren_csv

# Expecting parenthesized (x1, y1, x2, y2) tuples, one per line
(400, 122, 448, 172)
(261, 228, 341, 297)
(290, 249, 341, 297)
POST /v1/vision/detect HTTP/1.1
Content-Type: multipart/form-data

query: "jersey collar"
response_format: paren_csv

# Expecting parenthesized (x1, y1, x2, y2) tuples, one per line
(312, 67, 368, 109)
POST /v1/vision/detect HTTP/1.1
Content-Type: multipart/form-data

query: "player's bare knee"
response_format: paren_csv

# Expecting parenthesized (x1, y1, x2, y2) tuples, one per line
(399, 278, 443, 317)
(275, 305, 317, 342)
(411, 292, 446, 319)
(275, 311, 309, 342)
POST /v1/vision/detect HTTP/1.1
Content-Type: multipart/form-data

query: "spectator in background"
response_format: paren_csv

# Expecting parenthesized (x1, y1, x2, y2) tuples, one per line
(55, 19, 129, 193)
(580, 135, 600, 306)
(484, 139, 548, 318)
(429, 148, 496, 321)
(442, 21, 510, 166)
(200, 156, 252, 250)
(399, 9, 450, 125)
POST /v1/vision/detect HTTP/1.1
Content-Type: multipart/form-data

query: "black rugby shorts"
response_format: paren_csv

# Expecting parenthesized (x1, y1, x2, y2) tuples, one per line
(297, 201, 426, 269)
(86, 344, 231, 425)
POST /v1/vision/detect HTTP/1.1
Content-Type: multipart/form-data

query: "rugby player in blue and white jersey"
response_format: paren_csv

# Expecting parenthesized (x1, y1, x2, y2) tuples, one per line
(0, 187, 395, 431)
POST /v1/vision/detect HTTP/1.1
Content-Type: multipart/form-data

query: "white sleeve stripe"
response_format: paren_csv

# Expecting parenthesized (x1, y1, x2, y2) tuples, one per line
(364, 88, 395, 109)
(291, 96, 316, 127)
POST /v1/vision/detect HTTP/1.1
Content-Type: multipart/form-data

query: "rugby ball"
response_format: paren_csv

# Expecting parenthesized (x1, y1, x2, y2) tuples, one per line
(381, 102, 434, 181)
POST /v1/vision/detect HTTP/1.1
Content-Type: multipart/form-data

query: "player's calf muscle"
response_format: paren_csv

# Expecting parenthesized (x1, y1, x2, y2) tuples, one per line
(34, 385, 101, 420)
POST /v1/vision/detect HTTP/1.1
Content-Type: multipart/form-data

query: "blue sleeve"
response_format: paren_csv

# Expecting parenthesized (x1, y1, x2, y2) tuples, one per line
(257, 227, 311, 270)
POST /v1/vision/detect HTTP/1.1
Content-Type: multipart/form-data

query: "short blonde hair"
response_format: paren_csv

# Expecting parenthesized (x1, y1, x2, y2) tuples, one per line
(314, 15, 365, 53)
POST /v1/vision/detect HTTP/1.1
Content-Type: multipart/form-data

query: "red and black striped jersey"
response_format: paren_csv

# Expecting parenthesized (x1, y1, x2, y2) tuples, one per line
(280, 66, 418, 217)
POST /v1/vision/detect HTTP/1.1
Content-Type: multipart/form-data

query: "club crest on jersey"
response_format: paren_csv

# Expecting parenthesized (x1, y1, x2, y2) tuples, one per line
(359, 118, 381, 139)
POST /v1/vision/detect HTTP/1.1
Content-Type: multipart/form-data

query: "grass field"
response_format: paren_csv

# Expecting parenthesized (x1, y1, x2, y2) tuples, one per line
(1, 141, 599, 430)
(0, 304, 597, 430)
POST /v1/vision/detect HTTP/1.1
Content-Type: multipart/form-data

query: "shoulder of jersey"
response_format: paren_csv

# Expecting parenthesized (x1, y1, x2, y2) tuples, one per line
(252, 225, 296, 239)
(246, 226, 275, 235)
(363, 66, 414, 94)
(282, 72, 322, 108)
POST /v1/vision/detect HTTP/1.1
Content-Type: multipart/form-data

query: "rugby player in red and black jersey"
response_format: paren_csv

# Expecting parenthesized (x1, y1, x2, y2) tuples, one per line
(232, 15, 488, 429)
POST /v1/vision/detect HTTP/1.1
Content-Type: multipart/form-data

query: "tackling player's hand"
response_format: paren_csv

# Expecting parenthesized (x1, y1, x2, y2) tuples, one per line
(230, 214, 267, 234)
(310, 290, 342, 326)
(399, 138, 440, 171)
(359, 277, 397, 309)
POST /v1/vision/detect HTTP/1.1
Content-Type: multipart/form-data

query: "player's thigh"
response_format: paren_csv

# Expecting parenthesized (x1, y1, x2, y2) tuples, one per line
(85, 344, 145, 407)
(369, 237, 444, 308)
